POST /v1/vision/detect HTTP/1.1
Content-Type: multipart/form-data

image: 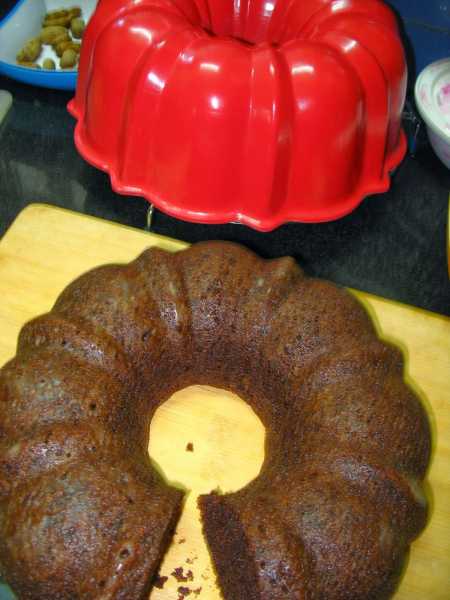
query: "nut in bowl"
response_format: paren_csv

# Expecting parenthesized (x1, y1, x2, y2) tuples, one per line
(0, 0, 97, 90)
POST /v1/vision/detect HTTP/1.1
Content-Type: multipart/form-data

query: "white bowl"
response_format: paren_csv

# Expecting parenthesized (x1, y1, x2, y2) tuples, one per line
(0, 0, 97, 90)
(415, 58, 450, 169)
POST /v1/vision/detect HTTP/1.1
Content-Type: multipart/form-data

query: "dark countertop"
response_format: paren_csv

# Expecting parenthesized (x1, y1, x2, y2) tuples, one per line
(0, 75, 449, 316)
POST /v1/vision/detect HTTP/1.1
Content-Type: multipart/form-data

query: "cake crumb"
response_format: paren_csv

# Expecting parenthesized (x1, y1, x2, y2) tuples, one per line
(186, 556, 197, 564)
(172, 567, 191, 582)
(186, 442, 194, 452)
(193, 587, 202, 596)
(178, 537, 186, 544)
(178, 586, 191, 598)
(153, 575, 168, 589)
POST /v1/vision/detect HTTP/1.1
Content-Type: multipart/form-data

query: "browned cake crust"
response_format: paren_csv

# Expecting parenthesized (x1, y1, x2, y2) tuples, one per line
(0, 241, 431, 599)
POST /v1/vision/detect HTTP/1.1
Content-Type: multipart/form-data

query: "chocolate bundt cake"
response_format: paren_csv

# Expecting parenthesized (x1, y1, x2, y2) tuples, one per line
(0, 241, 430, 599)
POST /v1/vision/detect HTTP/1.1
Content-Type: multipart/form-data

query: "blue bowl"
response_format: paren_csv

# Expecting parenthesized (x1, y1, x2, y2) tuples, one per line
(0, 0, 97, 90)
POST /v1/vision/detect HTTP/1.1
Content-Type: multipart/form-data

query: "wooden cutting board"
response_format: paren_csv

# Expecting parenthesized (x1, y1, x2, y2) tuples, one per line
(0, 204, 449, 600)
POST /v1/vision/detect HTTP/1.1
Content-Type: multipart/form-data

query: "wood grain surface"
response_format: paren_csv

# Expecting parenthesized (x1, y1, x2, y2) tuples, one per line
(0, 204, 448, 600)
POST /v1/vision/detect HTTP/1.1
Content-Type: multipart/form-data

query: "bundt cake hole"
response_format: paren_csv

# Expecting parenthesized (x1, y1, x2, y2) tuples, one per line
(148, 385, 265, 495)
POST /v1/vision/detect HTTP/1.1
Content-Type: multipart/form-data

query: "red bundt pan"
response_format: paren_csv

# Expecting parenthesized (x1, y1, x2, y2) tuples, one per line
(68, 0, 408, 231)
